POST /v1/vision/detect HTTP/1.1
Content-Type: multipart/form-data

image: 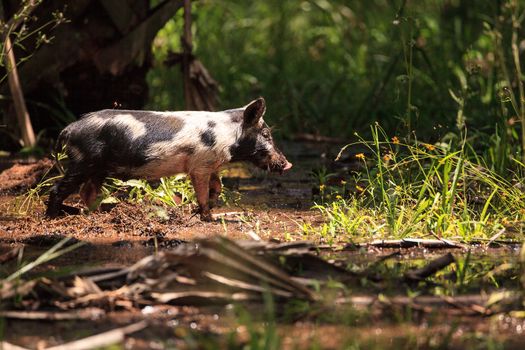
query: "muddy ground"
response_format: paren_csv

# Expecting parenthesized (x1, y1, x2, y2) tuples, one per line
(1, 142, 525, 349)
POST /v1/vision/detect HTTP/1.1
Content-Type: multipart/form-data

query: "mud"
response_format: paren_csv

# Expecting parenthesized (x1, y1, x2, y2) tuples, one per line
(0, 158, 53, 193)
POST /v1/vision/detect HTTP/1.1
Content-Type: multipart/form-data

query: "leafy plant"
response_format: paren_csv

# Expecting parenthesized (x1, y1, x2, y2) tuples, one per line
(104, 175, 196, 207)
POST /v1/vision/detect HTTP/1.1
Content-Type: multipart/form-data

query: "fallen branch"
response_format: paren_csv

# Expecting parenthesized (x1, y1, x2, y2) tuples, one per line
(338, 294, 490, 315)
(0, 308, 105, 320)
(404, 253, 456, 281)
(45, 321, 147, 350)
(364, 238, 464, 249)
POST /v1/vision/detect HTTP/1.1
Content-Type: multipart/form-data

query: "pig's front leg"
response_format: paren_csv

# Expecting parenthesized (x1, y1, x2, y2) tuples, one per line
(190, 171, 213, 221)
(208, 172, 222, 209)
(79, 178, 104, 211)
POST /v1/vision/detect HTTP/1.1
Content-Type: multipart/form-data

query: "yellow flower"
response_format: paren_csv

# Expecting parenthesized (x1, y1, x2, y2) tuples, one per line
(392, 136, 400, 144)
(340, 180, 347, 185)
(383, 153, 392, 162)
(336, 195, 343, 200)
(423, 143, 435, 151)
(319, 184, 326, 191)
(355, 153, 365, 160)
(356, 185, 365, 192)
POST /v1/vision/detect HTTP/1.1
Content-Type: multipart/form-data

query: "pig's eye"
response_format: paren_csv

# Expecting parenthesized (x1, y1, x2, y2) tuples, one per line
(261, 129, 271, 139)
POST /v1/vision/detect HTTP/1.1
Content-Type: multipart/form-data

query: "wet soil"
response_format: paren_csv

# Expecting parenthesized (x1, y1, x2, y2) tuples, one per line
(1, 142, 524, 349)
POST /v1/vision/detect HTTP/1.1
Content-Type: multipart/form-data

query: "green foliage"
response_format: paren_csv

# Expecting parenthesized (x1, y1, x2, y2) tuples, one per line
(104, 175, 196, 207)
(11, 149, 67, 215)
(148, 0, 524, 142)
(105, 173, 240, 209)
(310, 124, 525, 242)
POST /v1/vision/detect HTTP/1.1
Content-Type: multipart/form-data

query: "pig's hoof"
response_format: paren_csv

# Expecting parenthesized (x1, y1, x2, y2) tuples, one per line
(200, 211, 213, 222)
(45, 205, 80, 218)
(61, 205, 81, 215)
(45, 208, 59, 218)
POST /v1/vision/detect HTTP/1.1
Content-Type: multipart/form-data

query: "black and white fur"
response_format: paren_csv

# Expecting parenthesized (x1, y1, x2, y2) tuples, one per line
(46, 97, 292, 221)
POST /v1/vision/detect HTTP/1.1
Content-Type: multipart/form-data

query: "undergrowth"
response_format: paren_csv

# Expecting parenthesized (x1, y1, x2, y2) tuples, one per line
(11, 150, 240, 217)
(103, 175, 196, 208)
(102, 172, 240, 210)
(307, 125, 525, 243)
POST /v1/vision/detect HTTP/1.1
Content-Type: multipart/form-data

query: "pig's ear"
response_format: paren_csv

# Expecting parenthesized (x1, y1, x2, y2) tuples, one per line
(243, 97, 266, 127)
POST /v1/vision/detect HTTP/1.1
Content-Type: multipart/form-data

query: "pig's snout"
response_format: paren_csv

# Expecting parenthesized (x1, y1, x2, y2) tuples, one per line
(278, 161, 293, 175)
(266, 153, 293, 174)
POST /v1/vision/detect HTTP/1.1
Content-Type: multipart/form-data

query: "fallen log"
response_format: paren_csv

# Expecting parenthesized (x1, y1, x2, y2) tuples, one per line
(404, 252, 456, 281)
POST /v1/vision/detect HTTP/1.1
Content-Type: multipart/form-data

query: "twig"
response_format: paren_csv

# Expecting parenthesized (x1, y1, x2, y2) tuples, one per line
(0, 308, 105, 320)
(487, 228, 506, 247)
(429, 231, 468, 249)
(212, 211, 244, 217)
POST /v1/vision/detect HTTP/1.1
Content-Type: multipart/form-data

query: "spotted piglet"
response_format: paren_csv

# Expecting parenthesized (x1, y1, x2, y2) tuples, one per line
(45, 98, 292, 221)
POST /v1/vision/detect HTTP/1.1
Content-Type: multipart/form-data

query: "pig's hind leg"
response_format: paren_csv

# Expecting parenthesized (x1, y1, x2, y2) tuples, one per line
(190, 172, 213, 221)
(45, 164, 88, 218)
(208, 172, 222, 209)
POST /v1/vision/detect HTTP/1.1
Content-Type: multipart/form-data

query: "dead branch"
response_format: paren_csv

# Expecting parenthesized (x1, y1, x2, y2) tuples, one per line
(365, 238, 464, 249)
(0, 308, 105, 320)
(45, 321, 147, 350)
(404, 252, 456, 281)
(337, 294, 490, 316)
(3, 35, 36, 147)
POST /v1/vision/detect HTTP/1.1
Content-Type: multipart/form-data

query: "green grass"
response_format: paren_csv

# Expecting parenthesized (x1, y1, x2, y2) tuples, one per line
(10, 150, 67, 216)
(308, 124, 525, 242)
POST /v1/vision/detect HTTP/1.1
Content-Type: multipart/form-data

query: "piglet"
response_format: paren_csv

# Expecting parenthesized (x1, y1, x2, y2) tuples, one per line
(45, 98, 292, 221)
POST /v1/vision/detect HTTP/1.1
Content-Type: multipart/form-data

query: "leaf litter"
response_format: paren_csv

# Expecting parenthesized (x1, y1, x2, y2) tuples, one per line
(2, 236, 525, 349)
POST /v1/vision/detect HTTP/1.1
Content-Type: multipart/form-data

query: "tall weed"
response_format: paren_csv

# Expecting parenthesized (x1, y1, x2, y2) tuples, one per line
(312, 125, 525, 241)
